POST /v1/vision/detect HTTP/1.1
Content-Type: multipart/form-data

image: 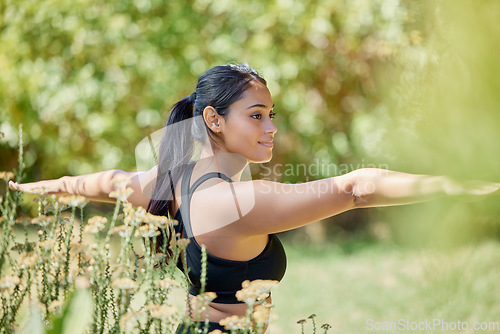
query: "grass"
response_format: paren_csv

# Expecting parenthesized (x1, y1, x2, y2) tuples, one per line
(269, 238, 500, 334)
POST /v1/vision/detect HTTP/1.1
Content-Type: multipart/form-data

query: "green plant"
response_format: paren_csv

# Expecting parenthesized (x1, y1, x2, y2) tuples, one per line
(0, 125, 291, 334)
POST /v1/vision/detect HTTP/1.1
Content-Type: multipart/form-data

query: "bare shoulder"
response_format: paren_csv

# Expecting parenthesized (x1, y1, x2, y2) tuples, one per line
(127, 166, 158, 208)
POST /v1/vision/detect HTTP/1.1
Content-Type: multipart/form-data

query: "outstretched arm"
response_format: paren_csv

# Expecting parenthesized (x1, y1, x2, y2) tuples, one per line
(350, 168, 500, 208)
(199, 168, 500, 236)
(8, 167, 157, 208)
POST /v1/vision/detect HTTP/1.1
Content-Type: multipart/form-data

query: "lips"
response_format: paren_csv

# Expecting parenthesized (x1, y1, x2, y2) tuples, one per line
(259, 141, 274, 148)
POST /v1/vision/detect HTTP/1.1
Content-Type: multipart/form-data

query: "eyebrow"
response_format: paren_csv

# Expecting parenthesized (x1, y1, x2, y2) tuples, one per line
(246, 103, 275, 110)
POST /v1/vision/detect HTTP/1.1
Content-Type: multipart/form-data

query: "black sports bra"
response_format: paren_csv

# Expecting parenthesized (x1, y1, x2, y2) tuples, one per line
(173, 162, 287, 304)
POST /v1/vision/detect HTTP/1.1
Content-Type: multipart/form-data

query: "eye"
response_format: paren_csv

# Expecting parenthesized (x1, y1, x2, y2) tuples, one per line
(251, 112, 276, 120)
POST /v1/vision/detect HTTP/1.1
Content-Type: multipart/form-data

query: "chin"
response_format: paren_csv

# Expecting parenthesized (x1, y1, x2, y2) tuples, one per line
(249, 154, 273, 164)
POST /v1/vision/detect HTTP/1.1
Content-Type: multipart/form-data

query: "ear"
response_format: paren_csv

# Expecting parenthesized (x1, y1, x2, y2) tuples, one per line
(203, 106, 224, 134)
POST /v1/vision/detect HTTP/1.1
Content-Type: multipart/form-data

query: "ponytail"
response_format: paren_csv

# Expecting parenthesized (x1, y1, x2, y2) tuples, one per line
(147, 92, 197, 258)
(166, 92, 196, 125)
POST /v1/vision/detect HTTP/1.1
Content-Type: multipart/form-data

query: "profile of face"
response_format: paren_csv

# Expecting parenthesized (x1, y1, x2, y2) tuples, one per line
(212, 82, 277, 163)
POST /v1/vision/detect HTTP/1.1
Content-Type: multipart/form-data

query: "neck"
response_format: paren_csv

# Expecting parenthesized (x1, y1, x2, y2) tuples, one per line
(198, 147, 249, 181)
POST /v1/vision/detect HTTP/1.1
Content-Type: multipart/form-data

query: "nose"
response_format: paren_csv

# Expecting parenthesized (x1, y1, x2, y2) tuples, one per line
(264, 117, 278, 135)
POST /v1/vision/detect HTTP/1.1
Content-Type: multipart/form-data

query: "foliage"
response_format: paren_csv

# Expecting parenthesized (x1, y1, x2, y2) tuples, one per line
(0, 0, 411, 182)
(0, 157, 188, 333)
(362, 0, 500, 246)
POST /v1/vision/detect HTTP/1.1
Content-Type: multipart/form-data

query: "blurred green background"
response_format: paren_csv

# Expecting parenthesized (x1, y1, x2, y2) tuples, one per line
(2, 0, 500, 332)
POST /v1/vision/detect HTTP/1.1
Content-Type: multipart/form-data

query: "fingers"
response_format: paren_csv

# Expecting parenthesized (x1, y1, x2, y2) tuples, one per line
(9, 180, 31, 193)
(8, 181, 19, 190)
(8, 180, 52, 194)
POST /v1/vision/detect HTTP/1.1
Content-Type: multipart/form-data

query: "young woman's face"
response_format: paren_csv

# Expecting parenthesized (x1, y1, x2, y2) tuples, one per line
(220, 82, 277, 163)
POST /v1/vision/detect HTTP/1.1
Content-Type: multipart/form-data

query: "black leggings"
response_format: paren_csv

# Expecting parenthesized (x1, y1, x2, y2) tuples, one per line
(176, 321, 226, 333)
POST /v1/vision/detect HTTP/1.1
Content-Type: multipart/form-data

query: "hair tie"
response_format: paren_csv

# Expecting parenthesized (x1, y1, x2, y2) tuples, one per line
(189, 92, 197, 103)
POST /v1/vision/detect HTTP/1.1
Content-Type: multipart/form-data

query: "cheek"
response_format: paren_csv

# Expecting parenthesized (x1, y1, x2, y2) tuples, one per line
(225, 124, 259, 151)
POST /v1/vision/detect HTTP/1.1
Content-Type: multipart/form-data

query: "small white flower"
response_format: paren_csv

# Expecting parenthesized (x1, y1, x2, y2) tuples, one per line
(135, 224, 160, 238)
(119, 310, 144, 332)
(154, 278, 180, 290)
(58, 195, 88, 208)
(235, 279, 278, 306)
(219, 315, 246, 331)
(109, 187, 134, 202)
(39, 239, 55, 250)
(31, 215, 54, 227)
(111, 225, 133, 238)
(0, 171, 15, 181)
(111, 278, 137, 292)
(0, 276, 21, 290)
(146, 304, 177, 319)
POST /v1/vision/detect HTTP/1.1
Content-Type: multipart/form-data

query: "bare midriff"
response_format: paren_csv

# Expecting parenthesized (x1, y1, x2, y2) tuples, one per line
(187, 294, 272, 330)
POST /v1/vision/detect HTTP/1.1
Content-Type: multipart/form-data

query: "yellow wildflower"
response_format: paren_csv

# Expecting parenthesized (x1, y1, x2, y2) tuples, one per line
(321, 323, 333, 331)
(15, 217, 32, 226)
(88, 216, 108, 226)
(111, 225, 133, 238)
(135, 224, 160, 238)
(171, 238, 190, 250)
(31, 215, 54, 227)
(48, 299, 64, 313)
(32, 186, 49, 196)
(235, 280, 278, 306)
(219, 315, 246, 331)
(111, 278, 137, 292)
(58, 195, 88, 208)
(110, 175, 132, 188)
(19, 251, 38, 268)
(193, 292, 217, 307)
(119, 311, 143, 332)
(154, 278, 180, 290)
(84, 216, 107, 234)
(39, 239, 55, 250)
(75, 276, 91, 289)
(123, 202, 136, 217)
(0, 171, 15, 181)
(143, 212, 176, 228)
(109, 187, 134, 202)
(0, 276, 20, 290)
(253, 302, 274, 324)
(71, 242, 91, 254)
(146, 304, 177, 319)
(50, 252, 65, 269)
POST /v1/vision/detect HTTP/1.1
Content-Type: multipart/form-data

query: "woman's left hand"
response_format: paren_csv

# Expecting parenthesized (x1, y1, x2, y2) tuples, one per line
(445, 179, 500, 196)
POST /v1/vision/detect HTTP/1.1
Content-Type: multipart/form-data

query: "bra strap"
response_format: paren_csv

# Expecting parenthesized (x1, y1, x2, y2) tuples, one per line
(179, 163, 233, 238)
(189, 172, 233, 200)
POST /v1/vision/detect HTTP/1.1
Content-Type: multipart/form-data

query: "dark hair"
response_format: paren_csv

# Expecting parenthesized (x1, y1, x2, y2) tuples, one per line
(147, 63, 266, 256)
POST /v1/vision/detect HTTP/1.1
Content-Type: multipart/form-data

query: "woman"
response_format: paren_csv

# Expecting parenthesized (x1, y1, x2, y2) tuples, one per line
(9, 64, 500, 333)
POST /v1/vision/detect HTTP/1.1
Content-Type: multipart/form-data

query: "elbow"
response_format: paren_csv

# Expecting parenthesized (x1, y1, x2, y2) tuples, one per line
(350, 168, 377, 208)
(352, 192, 371, 207)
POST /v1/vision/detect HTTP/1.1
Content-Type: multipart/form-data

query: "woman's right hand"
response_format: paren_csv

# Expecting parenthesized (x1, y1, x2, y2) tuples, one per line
(8, 167, 157, 207)
(9, 178, 68, 196)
